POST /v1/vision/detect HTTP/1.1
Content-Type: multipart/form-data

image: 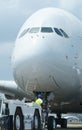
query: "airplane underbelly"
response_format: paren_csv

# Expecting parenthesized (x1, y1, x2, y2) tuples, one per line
(13, 55, 80, 102)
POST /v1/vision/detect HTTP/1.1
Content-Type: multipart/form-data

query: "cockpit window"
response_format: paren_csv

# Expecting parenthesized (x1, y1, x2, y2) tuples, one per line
(19, 28, 30, 38)
(54, 28, 63, 37)
(18, 27, 69, 39)
(41, 27, 53, 33)
(54, 28, 69, 38)
(29, 27, 40, 33)
(59, 29, 69, 38)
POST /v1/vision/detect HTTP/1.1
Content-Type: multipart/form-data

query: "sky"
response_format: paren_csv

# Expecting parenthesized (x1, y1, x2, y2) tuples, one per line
(0, 0, 82, 80)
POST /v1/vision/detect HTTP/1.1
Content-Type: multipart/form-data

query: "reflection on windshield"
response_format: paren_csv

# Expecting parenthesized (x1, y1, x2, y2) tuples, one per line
(54, 28, 63, 37)
(29, 27, 40, 33)
(41, 27, 53, 33)
(19, 28, 30, 38)
(60, 29, 69, 38)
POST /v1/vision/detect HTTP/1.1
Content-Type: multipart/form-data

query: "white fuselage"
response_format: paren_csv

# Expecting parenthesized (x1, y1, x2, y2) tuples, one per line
(12, 8, 82, 103)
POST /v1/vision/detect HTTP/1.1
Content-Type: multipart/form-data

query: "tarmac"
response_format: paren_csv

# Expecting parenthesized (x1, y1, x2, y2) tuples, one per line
(0, 127, 82, 130)
(54, 127, 82, 130)
(44, 127, 82, 130)
(44, 124, 82, 130)
(0, 124, 82, 130)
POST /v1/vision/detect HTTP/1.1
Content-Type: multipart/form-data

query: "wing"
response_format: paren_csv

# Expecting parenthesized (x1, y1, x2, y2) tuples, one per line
(0, 80, 34, 99)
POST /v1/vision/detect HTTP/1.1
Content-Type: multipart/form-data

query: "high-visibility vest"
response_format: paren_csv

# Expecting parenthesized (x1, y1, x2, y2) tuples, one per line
(35, 98, 43, 105)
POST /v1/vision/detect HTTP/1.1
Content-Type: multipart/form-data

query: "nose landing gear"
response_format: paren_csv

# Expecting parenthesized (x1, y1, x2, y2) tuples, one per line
(35, 92, 67, 129)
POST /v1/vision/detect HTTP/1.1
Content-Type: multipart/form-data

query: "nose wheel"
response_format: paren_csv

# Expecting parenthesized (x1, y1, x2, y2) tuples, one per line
(47, 116, 56, 130)
(47, 113, 67, 130)
(55, 113, 67, 128)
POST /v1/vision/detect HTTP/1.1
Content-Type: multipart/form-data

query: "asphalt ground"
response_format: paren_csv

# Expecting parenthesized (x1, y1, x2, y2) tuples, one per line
(0, 124, 82, 130)
(0, 127, 82, 130)
(44, 128, 82, 130)
(43, 124, 82, 130)
(44, 127, 82, 130)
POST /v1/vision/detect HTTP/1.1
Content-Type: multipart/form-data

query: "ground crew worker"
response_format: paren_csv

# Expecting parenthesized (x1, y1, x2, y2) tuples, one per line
(35, 93, 43, 105)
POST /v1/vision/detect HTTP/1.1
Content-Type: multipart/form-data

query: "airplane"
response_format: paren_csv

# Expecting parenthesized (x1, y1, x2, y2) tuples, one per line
(0, 7, 82, 128)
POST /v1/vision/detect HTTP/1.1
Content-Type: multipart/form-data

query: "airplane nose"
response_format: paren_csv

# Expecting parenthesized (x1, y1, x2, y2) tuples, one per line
(12, 32, 59, 84)
(19, 34, 51, 59)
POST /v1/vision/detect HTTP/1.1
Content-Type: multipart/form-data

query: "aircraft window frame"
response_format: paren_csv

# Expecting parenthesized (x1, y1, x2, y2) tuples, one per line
(41, 27, 53, 33)
(19, 28, 30, 38)
(59, 29, 69, 38)
(54, 28, 63, 37)
(29, 27, 40, 33)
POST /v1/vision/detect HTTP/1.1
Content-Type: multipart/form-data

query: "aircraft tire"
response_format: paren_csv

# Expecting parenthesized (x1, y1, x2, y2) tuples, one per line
(47, 116, 56, 130)
(61, 118, 67, 128)
(14, 107, 24, 130)
(32, 109, 41, 130)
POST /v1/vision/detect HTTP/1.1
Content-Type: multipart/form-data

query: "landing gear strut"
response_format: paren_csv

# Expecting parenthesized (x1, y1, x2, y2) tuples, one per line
(35, 92, 67, 129)
(38, 92, 56, 130)
(41, 93, 49, 128)
(35, 92, 50, 129)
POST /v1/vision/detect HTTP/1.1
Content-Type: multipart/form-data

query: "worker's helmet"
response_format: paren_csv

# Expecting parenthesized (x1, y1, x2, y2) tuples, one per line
(37, 93, 43, 98)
